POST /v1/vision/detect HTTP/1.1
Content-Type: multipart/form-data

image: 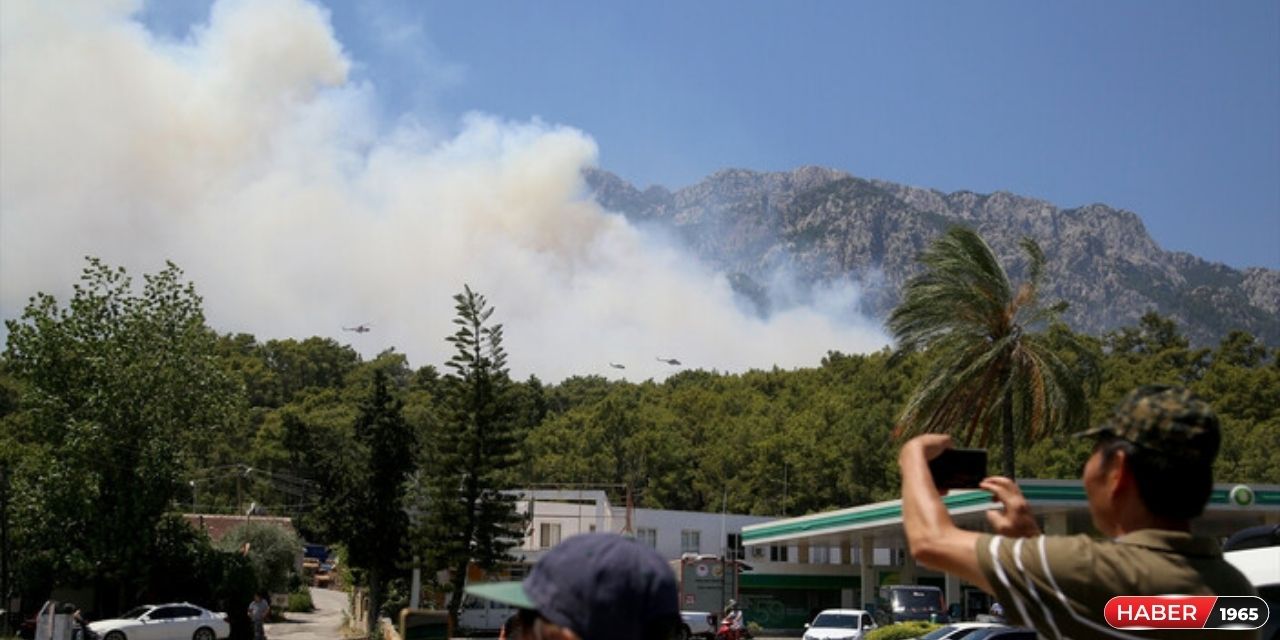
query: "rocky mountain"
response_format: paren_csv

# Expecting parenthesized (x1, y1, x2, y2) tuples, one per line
(585, 166, 1280, 346)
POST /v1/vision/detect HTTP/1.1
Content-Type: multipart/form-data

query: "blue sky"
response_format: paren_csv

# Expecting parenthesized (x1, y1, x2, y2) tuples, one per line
(141, 0, 1279, 270)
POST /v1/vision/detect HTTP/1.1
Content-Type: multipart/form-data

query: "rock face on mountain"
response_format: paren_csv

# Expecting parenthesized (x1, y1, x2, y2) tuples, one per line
(585, 167, 1280, 346)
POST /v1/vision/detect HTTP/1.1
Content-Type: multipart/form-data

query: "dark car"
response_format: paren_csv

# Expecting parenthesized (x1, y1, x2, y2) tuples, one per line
(914, 623, 1006, 640)
(964, 627, 1037, 640)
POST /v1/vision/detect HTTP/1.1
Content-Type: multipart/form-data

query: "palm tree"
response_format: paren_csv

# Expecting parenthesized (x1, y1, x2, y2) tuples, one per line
(888, 227, 1092, 479)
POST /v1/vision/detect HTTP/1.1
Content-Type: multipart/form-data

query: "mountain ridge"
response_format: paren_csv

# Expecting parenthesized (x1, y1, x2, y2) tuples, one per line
(585, 166, 1280, 346)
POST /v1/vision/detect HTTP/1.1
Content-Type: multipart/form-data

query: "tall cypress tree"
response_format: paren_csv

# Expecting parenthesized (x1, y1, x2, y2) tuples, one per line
(416, 286, 525, 629)
(323, 368, 414, 634)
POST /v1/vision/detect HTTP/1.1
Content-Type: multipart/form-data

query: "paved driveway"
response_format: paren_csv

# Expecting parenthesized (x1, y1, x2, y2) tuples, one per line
(265, 589, 349, 640)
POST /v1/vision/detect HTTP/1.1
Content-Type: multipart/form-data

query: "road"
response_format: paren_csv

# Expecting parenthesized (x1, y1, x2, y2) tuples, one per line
(261, 592, 796, 640)
(266, 589, 349, 640)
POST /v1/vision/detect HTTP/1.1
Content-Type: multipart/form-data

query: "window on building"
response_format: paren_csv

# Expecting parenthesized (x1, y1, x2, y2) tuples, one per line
(539, 522, 561, 548)
(637, 527, 658, 548)
(681, 529, 701, 553)
(726, 533, 744, 560)
(810, 546, 830, 564)
(770, 544, 789, 562)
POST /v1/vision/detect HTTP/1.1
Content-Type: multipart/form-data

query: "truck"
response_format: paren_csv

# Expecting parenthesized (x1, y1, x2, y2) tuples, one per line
(875, 584, 950, 625)
(671, 555, 749, 618)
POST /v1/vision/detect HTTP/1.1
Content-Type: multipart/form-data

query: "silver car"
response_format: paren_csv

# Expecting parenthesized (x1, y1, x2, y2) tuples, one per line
(678, 611, 716, 639)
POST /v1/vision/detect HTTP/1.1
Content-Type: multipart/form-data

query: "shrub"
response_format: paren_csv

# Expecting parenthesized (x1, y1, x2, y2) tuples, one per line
(218, 521, 302, 594)
(379, 577, 410, 619)
(866, 621, 940, 640)
(288, 587, 315, 613)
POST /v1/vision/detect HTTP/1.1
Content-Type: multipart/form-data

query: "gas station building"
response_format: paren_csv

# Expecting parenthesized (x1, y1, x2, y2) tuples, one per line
(737, 480, 1280, 629)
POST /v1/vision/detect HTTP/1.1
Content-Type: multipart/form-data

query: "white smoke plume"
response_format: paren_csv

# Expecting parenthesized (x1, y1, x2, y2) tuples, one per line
(0, 0, 889, 382)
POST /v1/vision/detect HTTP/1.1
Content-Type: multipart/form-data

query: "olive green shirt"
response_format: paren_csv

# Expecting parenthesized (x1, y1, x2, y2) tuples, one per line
(976, 529, 1258, 639)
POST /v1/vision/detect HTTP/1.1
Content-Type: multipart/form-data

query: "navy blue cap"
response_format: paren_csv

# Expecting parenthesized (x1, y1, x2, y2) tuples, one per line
(465, 533, 679, 640)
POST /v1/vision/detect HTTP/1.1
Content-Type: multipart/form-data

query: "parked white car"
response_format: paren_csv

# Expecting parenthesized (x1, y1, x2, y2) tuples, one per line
(456, 594, 517, 635)
(88, 603, 229, 640)
(803, 608, 877, 640)
(1224, 524, 1279, 640)
(678, 611, 716, 639)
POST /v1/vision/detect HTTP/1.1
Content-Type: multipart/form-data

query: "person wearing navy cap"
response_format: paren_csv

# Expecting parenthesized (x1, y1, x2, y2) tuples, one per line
(466, 532, 681, 640)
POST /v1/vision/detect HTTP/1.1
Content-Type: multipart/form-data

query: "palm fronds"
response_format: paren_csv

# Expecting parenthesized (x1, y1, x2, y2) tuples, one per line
(889, 227, 1092, 477)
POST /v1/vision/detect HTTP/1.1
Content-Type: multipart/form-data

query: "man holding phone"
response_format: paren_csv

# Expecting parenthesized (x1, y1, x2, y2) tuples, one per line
(899, 385, 1257, 639)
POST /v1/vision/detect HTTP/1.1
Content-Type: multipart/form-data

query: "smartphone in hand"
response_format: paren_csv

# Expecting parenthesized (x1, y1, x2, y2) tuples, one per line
(928, 448, 988, 490)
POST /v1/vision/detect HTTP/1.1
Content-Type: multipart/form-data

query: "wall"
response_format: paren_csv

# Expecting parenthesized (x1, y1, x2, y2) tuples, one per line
(511, 490, 776, 562)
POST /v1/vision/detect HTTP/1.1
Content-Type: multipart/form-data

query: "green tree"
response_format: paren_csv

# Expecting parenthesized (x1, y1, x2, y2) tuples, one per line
(1105, 311, 1210, 383)
(352, 370, 415, 633)
(414, 286, 525, 629)
(888, 227, 1092, 478)
(218, 521, 302, 594)
(305, 370, 415, 634)
(1214, 330, 1268, 368)
(2, 258, 240, 613)
(262, 337, 361, 406)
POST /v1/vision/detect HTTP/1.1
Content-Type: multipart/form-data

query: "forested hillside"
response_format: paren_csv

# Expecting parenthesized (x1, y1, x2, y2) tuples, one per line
(5, 292, 1272, 525)
(203, 313, 1277, 522)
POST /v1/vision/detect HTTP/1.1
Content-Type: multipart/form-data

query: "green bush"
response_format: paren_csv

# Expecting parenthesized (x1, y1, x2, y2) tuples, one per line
(218, 521, 302, 593)
(379, 577, 411, 619)
(865, 621, 940, 640)
(287, 587, 314, 612)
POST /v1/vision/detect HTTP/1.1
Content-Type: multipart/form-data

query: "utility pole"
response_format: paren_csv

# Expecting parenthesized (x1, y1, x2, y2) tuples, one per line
(771, 462, 790, 517)
(623, 484, 633, 535)
(719, 486, 727, 557)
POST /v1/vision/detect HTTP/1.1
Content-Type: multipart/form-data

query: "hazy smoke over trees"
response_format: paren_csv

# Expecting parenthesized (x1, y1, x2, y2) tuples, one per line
(0, 0, 888, 380)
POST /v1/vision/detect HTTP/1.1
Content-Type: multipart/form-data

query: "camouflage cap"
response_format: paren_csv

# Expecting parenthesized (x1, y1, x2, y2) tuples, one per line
(1074, 385, 1220, 462)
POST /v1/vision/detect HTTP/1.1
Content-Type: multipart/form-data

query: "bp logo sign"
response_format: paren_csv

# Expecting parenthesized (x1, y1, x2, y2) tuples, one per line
(1229, 485, 1255, 507)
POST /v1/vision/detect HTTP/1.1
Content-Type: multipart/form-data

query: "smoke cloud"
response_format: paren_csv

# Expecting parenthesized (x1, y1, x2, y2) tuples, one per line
(0, 0, 889, 381)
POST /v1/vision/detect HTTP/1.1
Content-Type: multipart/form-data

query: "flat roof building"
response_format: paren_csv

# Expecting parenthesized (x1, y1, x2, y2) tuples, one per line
(740, 480, 1280, 629)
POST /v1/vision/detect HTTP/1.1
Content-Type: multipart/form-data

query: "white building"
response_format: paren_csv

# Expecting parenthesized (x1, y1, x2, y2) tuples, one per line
(511, 489, 777, 562)
(504, 489, 896, 633)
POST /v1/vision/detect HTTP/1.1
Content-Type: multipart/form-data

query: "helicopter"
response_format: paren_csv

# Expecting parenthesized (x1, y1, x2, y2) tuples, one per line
(609, 362, 626, 369)
(656, 357, 682, 366)
(343, 323, 372, 333)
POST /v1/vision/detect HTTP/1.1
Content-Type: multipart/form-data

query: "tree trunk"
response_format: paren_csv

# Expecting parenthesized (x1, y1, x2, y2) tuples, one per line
(367, 567, 381, 636)
(1001, 390, 1016, 480)
(447, 558, 469, 633)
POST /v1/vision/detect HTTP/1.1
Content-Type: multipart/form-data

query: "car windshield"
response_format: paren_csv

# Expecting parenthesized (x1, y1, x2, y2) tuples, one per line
(918, 627, 983, 640)
(894, 590, 940, 611)
(966, 629, 1027, 640)
(812, 614, 858, 629)
(122, 607, 151, 619)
